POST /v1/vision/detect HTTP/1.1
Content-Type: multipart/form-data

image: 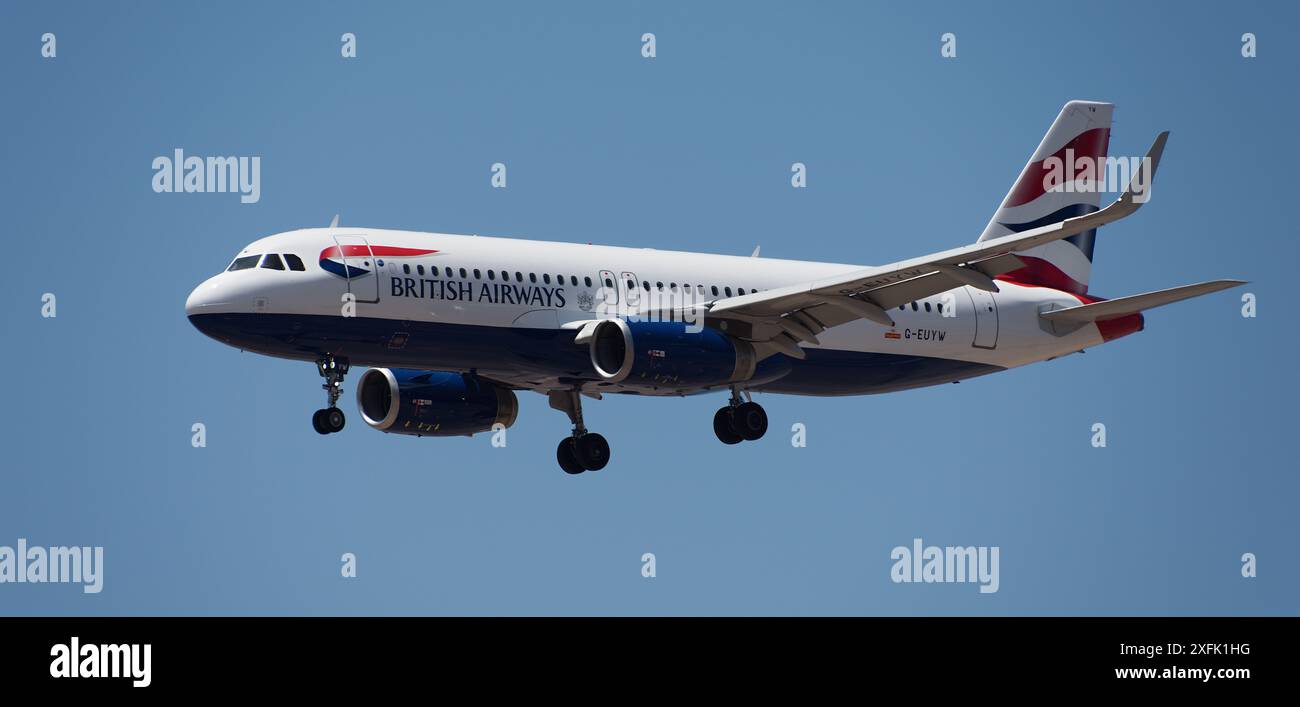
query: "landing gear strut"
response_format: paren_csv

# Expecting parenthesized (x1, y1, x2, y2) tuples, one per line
(312, 355, 349, 435)
(549, 389, 610, 474)
(714, 387, 767, 444)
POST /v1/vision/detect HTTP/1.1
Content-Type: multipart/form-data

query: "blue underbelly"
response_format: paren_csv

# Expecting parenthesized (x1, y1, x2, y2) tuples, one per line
(188, 313, 1003, 395)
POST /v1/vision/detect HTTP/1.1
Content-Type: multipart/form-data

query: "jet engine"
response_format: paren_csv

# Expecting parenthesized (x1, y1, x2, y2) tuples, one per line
(588, 320, 756, 390)
(356, 368, 518, 437)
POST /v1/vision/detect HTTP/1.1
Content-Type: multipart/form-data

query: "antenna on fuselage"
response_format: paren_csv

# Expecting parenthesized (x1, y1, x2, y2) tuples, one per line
(329, 214, 340, 228)
(751, 245, 761, 257)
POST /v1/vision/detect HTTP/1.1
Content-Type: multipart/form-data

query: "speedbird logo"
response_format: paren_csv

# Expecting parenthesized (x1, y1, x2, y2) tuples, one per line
(318, 245, 439, 279)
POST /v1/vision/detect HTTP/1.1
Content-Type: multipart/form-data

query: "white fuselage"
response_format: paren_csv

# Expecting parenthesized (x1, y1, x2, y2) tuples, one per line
(186, 228, 1110, 396)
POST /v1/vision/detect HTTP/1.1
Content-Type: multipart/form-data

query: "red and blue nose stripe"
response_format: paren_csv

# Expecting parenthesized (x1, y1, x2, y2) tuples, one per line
(319, 245, 438, 278)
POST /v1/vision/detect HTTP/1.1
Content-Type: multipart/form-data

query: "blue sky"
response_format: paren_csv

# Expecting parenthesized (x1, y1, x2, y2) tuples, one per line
(1, 1, 1295, 614)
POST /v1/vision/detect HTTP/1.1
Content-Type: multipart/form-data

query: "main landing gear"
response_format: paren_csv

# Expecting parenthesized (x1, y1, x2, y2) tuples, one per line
(312, 355, 349, 435)
(713, 388, 767, 445)
(549, 390, 609, 474)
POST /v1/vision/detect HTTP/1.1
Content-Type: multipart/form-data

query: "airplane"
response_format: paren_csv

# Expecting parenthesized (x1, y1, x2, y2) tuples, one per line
(186, 101, 1245, 474)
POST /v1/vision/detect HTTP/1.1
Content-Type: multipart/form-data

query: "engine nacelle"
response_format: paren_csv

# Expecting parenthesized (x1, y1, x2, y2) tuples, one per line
(589, 319, 756, 389)
(356, 368, 519, 437)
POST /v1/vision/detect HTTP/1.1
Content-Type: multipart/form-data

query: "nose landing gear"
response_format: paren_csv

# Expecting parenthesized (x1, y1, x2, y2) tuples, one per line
(713, 388, 767, 444)
(550, 389, 610, 474)
(312, 356, 349, 435)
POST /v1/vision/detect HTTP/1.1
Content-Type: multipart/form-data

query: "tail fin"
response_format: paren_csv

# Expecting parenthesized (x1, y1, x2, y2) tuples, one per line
(978, 100, 1113, 295)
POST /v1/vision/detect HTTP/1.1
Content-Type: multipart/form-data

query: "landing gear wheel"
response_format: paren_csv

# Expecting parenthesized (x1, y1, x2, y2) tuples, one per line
(733, 402, 768, 441)
(313, 355, 350, 436)
(549, 389, 612, 474)
(323, 407, 346, 433)
(713, 407, 743, 445)
(574, 433, 610, 471)
(313, 408, 346, 434)
(557, 438, 585, 474)
(312, 409, 330, 435)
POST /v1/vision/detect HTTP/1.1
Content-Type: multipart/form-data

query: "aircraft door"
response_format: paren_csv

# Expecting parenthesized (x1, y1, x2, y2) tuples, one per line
(967, 287, 999, 349)
(598, 270, 618, 314)
(620, 271, 640, 314)
(331, 234, 381, 304)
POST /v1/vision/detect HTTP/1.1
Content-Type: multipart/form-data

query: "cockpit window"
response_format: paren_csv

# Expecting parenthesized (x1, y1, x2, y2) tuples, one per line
(227, 255, 260, 271)
(260, 254, 285, 270)
(284, 254, 305, 271)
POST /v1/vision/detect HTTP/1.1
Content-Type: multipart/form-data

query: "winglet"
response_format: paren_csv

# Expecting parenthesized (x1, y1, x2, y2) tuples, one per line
(1115, 131, 1168, 211)
(1046, 130, 1168, 232)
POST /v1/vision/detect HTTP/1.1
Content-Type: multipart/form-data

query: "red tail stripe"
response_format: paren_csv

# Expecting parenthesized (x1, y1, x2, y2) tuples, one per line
(994, 256, 1088, 296)
(1004, 128, 1111, 208)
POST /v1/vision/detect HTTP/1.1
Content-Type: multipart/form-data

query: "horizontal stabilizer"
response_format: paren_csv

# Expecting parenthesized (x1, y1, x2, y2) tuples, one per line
(1040, 279, 1246, 323)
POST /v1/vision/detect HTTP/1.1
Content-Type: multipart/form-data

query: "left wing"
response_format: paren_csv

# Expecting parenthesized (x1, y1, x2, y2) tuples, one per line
(702, 131, 1169, 359)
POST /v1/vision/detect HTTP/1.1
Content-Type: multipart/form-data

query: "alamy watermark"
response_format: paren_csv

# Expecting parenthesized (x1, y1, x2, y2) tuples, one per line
(50, 637, 150, 687)
(152, 149, 261, 204)
(1042, 152, 1154, 203)
(890, 537, 999, 594)
(0, 538, 103, 594)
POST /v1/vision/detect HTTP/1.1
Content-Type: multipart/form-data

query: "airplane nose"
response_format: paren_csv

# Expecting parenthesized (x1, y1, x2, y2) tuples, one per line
(184, 285, 203, 316)
(185, 275, 228, 317)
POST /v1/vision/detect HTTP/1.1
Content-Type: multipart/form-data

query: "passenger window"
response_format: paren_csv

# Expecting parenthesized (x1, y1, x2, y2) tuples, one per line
(711, 286, 719, 296)
(445, 267, 453, 278)
(530, 273, 538, 283)
(516, 272, 524, 282)
(544, 274, 552, 284)
(488, 270, 496, 280)
(725, 287, 733, 297)
(260, 254, 285, 270)
(604, 277, 613, 288)
(227, 256, 259, 271)
(925, 302, 932, 312)
(936, 302, 943, 313)
(283, 254, 305, 271)
(403, 264, 411, 275)
(584, 276, 592, 287)
(911, 302, 918, 311)
(473, 269, 481, 280)
(737, 287, 746, 295)
(459, 268, 467, 278)
(570, 276, 578, 286)
(417, 264, 425, 276)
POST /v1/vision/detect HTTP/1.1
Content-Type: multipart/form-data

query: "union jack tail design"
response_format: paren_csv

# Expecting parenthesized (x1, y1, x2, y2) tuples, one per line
(978, 100, 1113, 296)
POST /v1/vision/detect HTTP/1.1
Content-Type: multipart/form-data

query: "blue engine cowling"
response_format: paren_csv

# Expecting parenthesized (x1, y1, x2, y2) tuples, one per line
(355, 368, 519, 437)
(588, 320, 756, 390)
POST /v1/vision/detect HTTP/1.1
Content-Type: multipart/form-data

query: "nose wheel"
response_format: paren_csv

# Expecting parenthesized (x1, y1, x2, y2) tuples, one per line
(714, 389, 767, 444)
(313, 356, 349, 435)
(312, 407, 346, 435)
(549, 389, 610, 473)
